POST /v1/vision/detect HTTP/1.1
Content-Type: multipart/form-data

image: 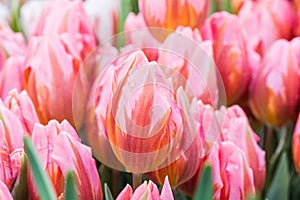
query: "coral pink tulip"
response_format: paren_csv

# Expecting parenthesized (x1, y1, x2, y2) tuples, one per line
(28, 120, 102, 200)
(4, 89, 40, 134)
(238, 0, 295, 54)
(116, 176, 174, 200)
(33, 0, 96, 58)
(139, 0, 210, 40)
(249, 39, 299, 126)
(201, 11, 251, 105)
(23, 34, 82, 126)
(293, 114, 300, 174)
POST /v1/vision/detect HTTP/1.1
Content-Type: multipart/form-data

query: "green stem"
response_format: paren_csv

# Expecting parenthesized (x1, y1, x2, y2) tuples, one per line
(132, 174, 142, 190)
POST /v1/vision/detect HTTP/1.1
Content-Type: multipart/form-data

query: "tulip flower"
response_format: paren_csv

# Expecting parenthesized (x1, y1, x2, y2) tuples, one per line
(4, 89, 40, 134)
(23, 34, 82, 126)
(293, 114, 300, 174)
(87, 50, 200, 173)
(201, 11, 251, 105)
(84, 0, 119, 43)
(28, 120, 102, 200)
(0, 101, 25, 190)
(249, 39, 299, 126)
(0, 28, 26, 71)
(33, 0, 97, 58)
(208, 142, 255, 199)
(0, 2, 9, 29)
(0, 55, 25, 99)
(116, 176, 174, 200)
(0, 181, 13, 200)
(238, 0, 295, 55)
(138, 0, 210, 40)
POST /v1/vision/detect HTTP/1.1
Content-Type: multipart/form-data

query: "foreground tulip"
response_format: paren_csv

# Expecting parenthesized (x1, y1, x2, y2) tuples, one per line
(0, 181, 13, 200)
(293, 114, 300, 174)
(209, 142, 255, 199)
(238, 0, 295, 54)
(201, 12, 251, 105)
(33, 0, 96, 58)
(116, 176, 174, 200)
(138, 0, 210, 40)
(0, 28, 26, 71)
(28, 120, 102, 200)
(0, 55, 25, 99)
(4, 89, 40, 134)
(0, 101, 25, 190)
(23, 34, 81, 126)
(87, 50, 199, 173)
(249, 39, 299, 126)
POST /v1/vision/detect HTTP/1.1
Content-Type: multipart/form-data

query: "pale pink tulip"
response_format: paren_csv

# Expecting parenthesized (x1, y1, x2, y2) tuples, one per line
(33, 0, 97, 58)
(23, 34, 82, 126)
(139, 0, 210, 40)
(239, 0, 295, 55)
(4, 89, 40, 134)
(249, 39, 299, 126)
(28, 120, 102, 200)
(0, 181, 13, 199)
(116, 176, 174, 200)
(201, 12, 251, 105)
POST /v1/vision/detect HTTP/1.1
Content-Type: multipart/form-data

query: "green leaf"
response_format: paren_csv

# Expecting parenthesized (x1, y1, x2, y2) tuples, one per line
(9, 0, 23, 33)
(104, 183, 114, 200)
(221, 0, 233, 13)
(64, 172, 78, 200)
(267, 152, 289, 200)
(23, 136, 57, 200)
(12, 152, 29, 200)
(209, 0, 216, 15)
(193, 164, 213, 200)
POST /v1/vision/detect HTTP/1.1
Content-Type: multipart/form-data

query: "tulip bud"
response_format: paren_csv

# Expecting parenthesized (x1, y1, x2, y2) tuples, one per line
(28, 120, 102, 200)
(239, 0, 295, 54)
(139, 0, 210, 40)
(23, 34, 82, 126)
(201, 12, 251, 105)
(249, 39, 299, 126)
(116, 176, 174, 200)
(33, 0, 97, 58)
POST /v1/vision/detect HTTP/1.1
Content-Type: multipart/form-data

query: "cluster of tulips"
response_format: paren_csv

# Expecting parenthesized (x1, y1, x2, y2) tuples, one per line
(0, 0, 299, 199)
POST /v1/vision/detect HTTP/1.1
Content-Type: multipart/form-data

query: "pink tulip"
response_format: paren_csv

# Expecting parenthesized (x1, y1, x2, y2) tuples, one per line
(238, 0, 295, 55)
(201, 11, 251, 105)
(0, 101, 25, 190)
(116, 176, 174, 200)
(33, 0, 97, 58)
(23, 34, 82, 126)
(0, 55, 25, 99)
(0, 181, 13, 200)
(87, 50, 200, 173)
(249, 39, 299, 126)
(0, 28, 26, 72)
(0, 2, 9, 29)
(208, 141, 255, 199)
(138, 0, 210, 40)
(84, 0, 119, 43)
(293, 114, 300, 174)
(28, 120, 102, 200)
(220, 105, 266, 190)
(4, 89, 40, 134)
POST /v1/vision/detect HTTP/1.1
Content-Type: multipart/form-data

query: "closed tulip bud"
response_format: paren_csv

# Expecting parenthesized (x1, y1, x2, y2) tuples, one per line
(0, 55, 25, 99)
(33, 0, 96, 58)
(29, 120, 102, 200)
(116, 176, 174, 200)
(139, 0, 210, 40)
(249, 39, 299, 126)
(24, 34, 82, 126)
(0, 181, 13, 199)
(201, 12, 251, 105)
(209, 142, 255, 199)
(4, 89, 40, 134)
(0, 28, 26, 71)
(293, 114, 300, 174)
(239, 0, 295, 54)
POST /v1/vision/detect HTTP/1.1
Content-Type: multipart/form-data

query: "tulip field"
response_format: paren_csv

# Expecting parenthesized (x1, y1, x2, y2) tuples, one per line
(0, 0, 300, 199)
